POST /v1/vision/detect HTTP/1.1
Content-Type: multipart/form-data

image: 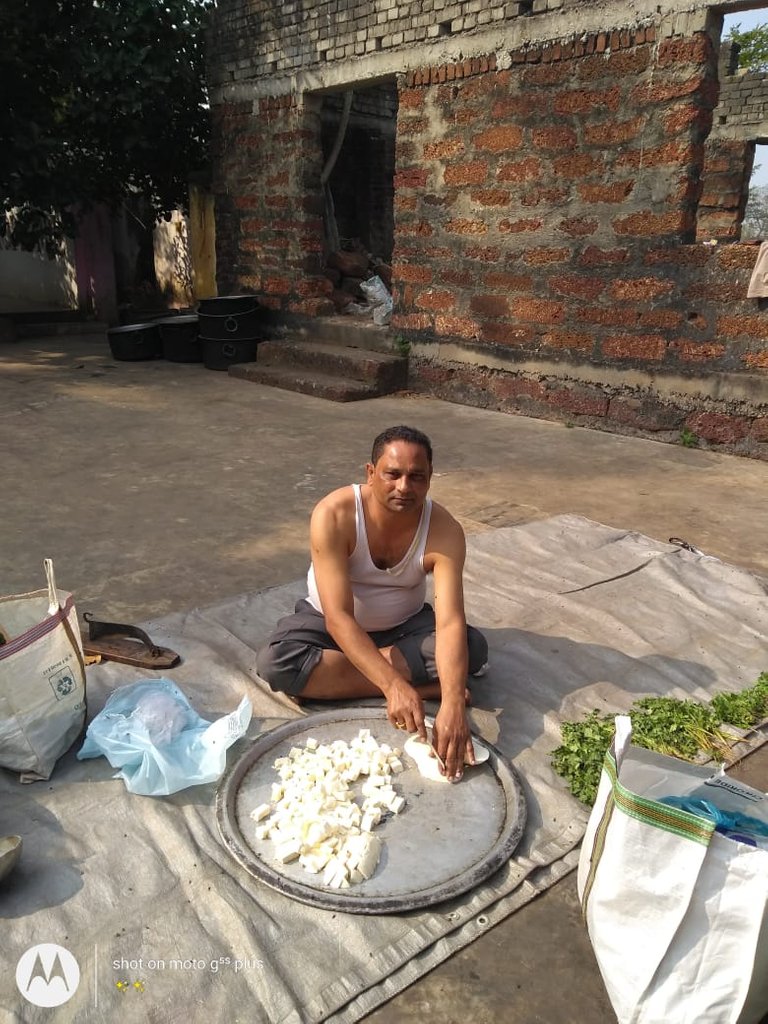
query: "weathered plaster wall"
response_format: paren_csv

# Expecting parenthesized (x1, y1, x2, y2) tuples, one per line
(208, 2, 768, 456)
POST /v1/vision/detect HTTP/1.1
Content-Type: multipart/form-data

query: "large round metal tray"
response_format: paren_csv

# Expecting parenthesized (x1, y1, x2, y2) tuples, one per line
(216, 708, 526, 914)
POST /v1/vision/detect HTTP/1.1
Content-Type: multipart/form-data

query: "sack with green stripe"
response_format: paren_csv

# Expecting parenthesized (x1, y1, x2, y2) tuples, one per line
(577, 715, 768, 1024)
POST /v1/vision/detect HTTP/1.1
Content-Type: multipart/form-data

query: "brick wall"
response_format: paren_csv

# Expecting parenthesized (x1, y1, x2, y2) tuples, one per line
(208, 0, 568, 85)
(391, 30, 768, 455)
(696, 42, 768, 241)
(211, 95, 334, 313)
(208, 6, 768, 457)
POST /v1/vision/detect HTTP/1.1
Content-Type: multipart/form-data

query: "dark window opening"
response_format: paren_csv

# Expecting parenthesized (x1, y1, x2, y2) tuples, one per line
(320, 81, 397, 266)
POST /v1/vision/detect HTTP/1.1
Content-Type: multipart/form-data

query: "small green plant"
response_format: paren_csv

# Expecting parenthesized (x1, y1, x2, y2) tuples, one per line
(395, 335, 411, 357)
(680, 427, 699, 448)
(551, 672, 768, 804)
(564, 420, 575, 429)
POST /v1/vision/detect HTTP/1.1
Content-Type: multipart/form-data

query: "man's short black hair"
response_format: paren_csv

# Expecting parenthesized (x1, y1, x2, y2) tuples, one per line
(371, 425, 433, 466)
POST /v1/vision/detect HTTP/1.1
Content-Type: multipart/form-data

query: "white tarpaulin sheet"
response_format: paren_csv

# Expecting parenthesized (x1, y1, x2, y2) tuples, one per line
(2, 515, 767, 1022)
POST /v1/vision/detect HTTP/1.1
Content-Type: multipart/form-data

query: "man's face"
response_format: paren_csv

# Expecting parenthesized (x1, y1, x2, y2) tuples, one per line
(366, 441, 432, 513)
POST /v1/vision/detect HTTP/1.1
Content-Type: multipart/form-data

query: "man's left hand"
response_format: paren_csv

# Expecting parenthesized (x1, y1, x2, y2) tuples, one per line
(431, 705, 474, 782)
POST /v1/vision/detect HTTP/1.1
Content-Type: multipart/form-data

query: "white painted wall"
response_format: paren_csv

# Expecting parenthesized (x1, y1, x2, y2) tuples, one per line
(0, 242, 78, 312)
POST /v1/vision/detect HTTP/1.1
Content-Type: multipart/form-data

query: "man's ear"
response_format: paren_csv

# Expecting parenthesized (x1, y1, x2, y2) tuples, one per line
(365, 461, 375, 482)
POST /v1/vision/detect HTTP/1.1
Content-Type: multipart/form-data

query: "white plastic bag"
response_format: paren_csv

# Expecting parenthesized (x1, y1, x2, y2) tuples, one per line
(77, 678, 252, 795)
(578, 716, 768, 1024)
(359, 274, 390, 308)
(0, 559, 86, 781)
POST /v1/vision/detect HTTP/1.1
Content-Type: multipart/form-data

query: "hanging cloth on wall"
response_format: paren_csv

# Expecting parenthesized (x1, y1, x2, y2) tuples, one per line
(746, 239, 768, 297)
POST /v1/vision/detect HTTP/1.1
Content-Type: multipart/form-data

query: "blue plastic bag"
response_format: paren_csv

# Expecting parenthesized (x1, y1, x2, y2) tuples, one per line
(77, 678, 251, 796)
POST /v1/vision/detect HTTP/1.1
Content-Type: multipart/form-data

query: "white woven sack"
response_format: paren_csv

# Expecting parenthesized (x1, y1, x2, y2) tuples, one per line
(0, 559, 86, 781)
(578, 716, 768, 1024)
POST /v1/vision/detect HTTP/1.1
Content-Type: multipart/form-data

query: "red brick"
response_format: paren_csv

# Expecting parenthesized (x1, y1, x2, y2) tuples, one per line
(617, 141, 704, 170)
(510, 297, 564, 323)
(472, 188, 512, 207)
(716, 315, 768, 340)
(541, 330, 594, 352)
(444, 161, 488, 186)
(685, 412, 750, 443)
(491, 96, 539, 119)
(521, 186, 569, 207)
(398, 118, 429, 135)
(632, 75, 711, 106)
(395, 264, 433, 283)
(474, 124, 524, 151)
(657, 34, 713, 68)
(435, 314, 479, 339)
(522, 63, 572, 86)
(745, 351, 768, 369)
(241, 217, 267, 233)
(603, 335, 667, 360)
(644, 246, 710, 267)
(553, 86, 621, 115)
(442, 269, 474, 287)
(491, 373, 545, 398)
(470, 294, 510, 317)
(235, 195, 262, 209)
(578, 181, 634, 204)
(662, 105, 713, 137)
(481, 323, 537, 346)
(423, 139, 465, 160)
(638, 310, 684, 329)
(399, 220, 434, 236)
(613, 211, 690, 236)
(577, 48, 651, 80)
(670, 340, 725, 362)
(415, 288, 457, 311)
(551, 274, 606, 300)
(257, 296, 282, 311)
(485, 272, 533, 291)
(499, 217, 542, 233)
(446, 219, 488, 235)
(531, 126, 578, 150)
(523, 247, 571, 265)
(391, 313, 433, 332)
(296, 277, 333, 297)
(263, 276, 292, 295)
(546, 386, 609, 417)
(553, 153, 603, 178)
(395, 168, 429, 189)
(559, 216, 598, 237)
(399, 88, 425, 110)
(717, 245, 763, 270)
(464, 246, 501, 262)
(683, 282, 745, 302)
(395, 194, 418, 212)
(497, 157, 543, 183)
(577, 306, 635, 327)
(750, 417, 768, 441)
(584, 117, 646, 146)
(610, 277, 675, 301)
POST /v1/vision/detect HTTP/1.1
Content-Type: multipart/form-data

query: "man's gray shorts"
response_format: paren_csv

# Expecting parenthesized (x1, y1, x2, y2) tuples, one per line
(256, 600, 488, 696)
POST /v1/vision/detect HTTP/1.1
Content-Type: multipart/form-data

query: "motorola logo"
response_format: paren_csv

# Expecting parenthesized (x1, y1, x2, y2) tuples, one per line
(16, 943, 80, 1008)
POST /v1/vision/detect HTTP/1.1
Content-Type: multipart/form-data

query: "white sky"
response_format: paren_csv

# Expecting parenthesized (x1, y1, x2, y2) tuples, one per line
(722, 8, 768, 187)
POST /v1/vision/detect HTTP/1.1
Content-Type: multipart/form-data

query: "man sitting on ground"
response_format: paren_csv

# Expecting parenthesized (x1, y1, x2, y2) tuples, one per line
(256, 425, 488, 782)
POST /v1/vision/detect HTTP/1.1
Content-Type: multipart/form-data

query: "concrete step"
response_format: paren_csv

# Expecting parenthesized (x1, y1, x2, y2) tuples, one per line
(228, 362, 383, 402)
(257, 339, 407, 390)
(287, 314, 398, 354)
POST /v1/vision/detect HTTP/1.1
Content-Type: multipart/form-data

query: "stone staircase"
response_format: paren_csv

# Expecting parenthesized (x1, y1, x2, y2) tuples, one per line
(228, 315, 408, 402)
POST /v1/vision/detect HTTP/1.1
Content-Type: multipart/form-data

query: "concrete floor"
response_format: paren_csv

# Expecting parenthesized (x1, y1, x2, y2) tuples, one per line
(3, 335, 768, 1023)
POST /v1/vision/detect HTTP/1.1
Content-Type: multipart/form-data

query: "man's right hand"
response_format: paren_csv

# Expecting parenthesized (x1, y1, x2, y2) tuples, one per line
(385, 678, 427, 740)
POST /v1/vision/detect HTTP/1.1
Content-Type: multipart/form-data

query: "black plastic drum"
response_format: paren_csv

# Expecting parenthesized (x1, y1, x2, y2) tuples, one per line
(107, 323, 162, 361)
(157, 315, 201, 363)
(197, 295, 267, 341)
(203, 337, 259, 371)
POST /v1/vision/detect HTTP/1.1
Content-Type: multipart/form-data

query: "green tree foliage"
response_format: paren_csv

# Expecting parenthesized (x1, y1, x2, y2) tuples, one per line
(726, 22, 768, 73)
(742, 184, 768, 241)
(0, 0, 212, 255)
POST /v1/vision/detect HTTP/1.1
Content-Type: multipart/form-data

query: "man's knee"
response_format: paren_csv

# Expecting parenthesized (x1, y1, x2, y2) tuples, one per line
(256, 640, 319, 696)
(467, 626, 489, 676)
